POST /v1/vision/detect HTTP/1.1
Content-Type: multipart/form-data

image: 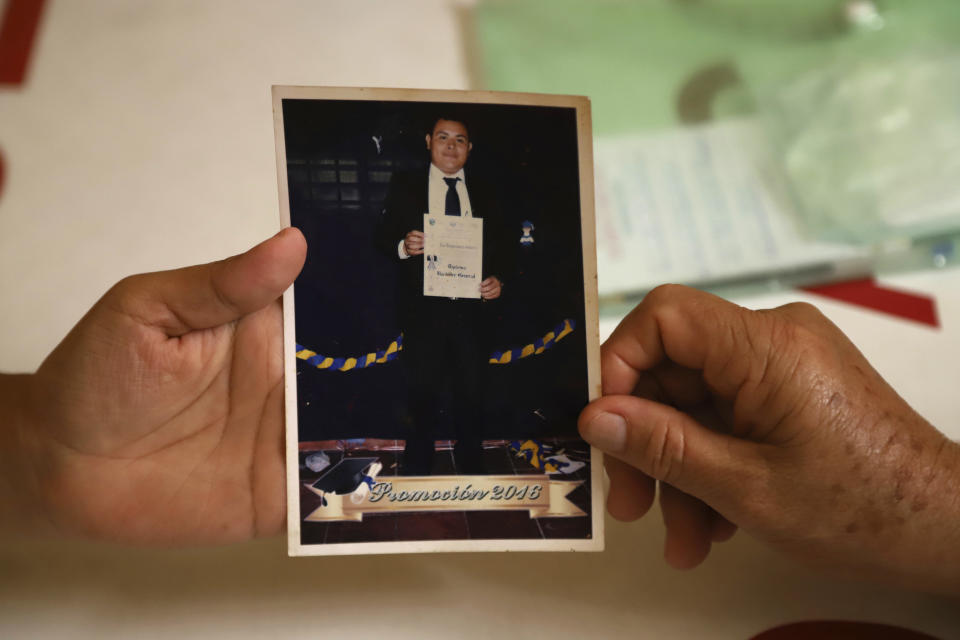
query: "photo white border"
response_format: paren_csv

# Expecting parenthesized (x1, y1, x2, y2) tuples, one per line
(273, 85, 603, 556)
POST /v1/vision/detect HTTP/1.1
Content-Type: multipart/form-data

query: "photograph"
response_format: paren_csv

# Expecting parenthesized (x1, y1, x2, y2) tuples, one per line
(273, 86, 602, 555)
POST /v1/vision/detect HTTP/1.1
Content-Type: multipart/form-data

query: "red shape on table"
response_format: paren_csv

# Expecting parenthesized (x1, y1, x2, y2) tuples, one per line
(751, 620, 939, 640)
(0, 0, 47, 85)
(801, 278, 939, 329)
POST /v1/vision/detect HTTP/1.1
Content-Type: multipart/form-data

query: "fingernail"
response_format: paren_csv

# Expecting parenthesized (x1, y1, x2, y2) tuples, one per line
(585, 412, 627, 452)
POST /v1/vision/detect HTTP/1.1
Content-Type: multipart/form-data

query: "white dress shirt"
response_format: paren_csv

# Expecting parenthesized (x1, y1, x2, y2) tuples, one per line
(398, 164, 473, 258)
(427, 163, 472, 218)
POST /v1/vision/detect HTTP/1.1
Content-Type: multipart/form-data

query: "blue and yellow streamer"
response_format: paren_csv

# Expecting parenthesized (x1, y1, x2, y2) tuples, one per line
(296, 335, 403, 372)
(488, 318, 575, 365)
(296, 318, 576, 372)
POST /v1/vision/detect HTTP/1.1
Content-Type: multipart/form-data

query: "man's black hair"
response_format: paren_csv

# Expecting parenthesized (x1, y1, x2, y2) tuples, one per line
(427, 113, 471, 139)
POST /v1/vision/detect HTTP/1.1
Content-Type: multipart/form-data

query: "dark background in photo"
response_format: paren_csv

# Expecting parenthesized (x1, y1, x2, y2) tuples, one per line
(284, 98, 587, 442)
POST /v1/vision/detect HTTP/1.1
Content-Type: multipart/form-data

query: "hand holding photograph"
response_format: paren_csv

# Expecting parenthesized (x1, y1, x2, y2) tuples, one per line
(273, 86, 601, 555)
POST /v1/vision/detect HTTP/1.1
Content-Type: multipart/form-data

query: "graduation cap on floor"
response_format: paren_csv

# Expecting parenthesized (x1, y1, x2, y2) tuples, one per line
(311, 457, 380, 496)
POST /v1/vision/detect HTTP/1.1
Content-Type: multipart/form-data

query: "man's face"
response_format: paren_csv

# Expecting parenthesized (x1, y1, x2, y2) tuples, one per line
(426, 119, 472, 175)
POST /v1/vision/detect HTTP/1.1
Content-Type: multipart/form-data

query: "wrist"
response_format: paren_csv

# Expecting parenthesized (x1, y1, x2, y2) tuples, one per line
(876, 421, 960, 595)
(912, 434, 960, 594)
(0, 374, 51, 537)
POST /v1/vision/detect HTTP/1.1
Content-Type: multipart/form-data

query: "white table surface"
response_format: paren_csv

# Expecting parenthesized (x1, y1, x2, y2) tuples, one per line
(1, 2, 958, 638)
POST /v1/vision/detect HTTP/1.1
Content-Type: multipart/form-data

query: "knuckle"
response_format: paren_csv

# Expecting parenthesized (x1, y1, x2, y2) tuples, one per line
(636, 284, 688, 330)
(779, 300, 818, 314)
(766, 309, 827, 356)
(774, 301, 827, 328)
(643, 283, 685, 309)
(642, 414, 687, 484)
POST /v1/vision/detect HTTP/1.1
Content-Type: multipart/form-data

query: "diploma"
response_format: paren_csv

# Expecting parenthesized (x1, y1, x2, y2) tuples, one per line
(423, 214, 483, 299)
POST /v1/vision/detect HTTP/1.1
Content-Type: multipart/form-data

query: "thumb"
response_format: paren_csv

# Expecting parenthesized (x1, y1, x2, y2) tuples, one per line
(579, 394, 768, 515)
(107, 227, 307, 337)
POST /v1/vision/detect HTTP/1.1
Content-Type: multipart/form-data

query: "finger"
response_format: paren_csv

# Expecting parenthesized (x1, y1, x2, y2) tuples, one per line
(109, 227, 307, 337)
(630, 371, 666, 403)
(601, 284, 772, 399)
(604, 455, 655, 521)
(660, 483, 713, 569)
(649, 361, 708, 408)
(773, 301, 877, 372)
(407, 247, 424, 256)
(579, 394, 766, 514)
(710, 511, 738, 543)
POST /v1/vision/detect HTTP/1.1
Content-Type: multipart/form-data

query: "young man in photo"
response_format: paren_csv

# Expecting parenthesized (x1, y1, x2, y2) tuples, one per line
(375, 115, 512, 475)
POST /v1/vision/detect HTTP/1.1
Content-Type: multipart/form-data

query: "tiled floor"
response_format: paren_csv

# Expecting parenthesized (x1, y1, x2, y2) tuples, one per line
(298, 439, 592, 546)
